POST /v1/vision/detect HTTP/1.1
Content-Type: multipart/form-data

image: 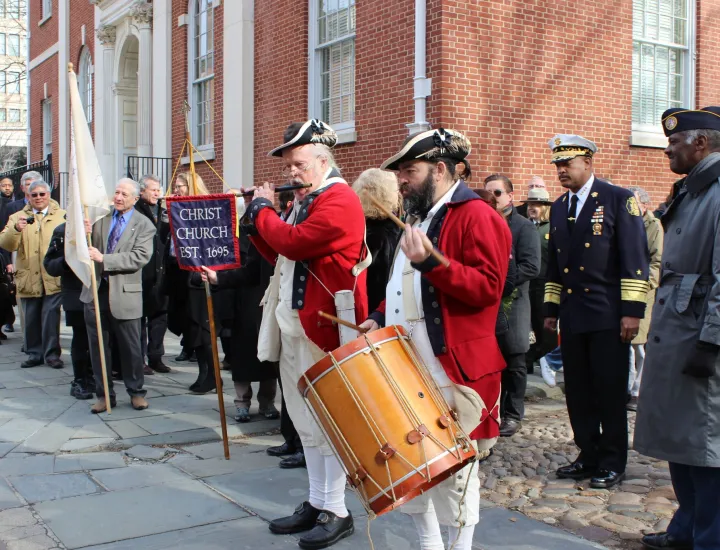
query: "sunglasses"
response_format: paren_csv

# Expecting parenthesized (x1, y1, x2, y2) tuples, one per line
(492, 189, 504, 197)
(31, 192, 47, 198)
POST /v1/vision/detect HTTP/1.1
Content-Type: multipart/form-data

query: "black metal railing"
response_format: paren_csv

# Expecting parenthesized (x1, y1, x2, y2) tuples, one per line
(126, 156, 174, 192)
(0, 159, 56, 201)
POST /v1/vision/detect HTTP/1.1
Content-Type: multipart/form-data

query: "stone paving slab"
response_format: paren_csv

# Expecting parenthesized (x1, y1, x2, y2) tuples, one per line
(0, 477, 23, 511)
(0, 419, 49, 442)
(34, 479, 249, 549)
(60, 438, 117, 452)
(123, 445, 167, 461)
(91, 464, 188, 491)
(0, 454, 56, 476)
(0, 506, 62, 549)
(53, 453, 127, 473)
(81, 517, 299, 550)
(203, 466, 368, 521)
(172, 452, 282, 478)
(103, 420, 151, 439)
(0, 442, 17, 458)
(9, 473, 101, 504)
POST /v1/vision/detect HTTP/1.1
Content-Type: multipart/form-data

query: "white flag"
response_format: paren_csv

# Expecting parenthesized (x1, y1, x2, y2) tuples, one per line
(66, 68, 110, 287)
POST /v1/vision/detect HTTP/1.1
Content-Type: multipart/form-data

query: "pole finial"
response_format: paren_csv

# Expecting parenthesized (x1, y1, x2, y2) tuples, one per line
(68, 62, 74, 72)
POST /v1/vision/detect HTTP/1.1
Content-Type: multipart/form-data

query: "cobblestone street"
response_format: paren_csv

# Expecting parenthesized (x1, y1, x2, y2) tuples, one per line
(478, 392, 675, 549)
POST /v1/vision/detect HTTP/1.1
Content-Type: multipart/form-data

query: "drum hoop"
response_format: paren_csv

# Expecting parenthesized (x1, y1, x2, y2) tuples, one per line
(365, 445, 462, 504)
(300, 335, 399, 396)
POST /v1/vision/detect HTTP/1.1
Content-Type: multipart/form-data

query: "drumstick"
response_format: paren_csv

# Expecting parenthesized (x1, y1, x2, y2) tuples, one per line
(367, 195, 451, 268)
(319, 311, 369, 334)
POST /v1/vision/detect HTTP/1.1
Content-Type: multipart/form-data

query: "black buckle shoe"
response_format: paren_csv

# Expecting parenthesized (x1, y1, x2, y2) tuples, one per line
(590, 469, 625, 489)
(298, 511, 354, 549)
(641, 532, 693, 550)
(556, 461, 599, 480)
(280, 450, 306, 469)
(269, 501, 321, 535)
(267, 441, 296, 457)
(499, 419, 522, 437)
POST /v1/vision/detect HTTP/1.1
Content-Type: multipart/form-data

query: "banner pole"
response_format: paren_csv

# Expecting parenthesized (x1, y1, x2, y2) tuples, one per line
(84, 206, 111, 413)
(204, 279, 230, 459)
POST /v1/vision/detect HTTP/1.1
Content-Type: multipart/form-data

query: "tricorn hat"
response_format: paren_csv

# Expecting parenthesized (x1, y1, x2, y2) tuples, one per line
(268, 119, 338, 157)
(381, 128, 471, 171)
(661, 107, 720, 137)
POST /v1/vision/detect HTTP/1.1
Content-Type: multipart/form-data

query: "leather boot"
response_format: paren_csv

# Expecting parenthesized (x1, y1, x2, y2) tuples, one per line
(269, 501, 322, 535)
(298, 511, 354, 549)
(90, 396, 117, 414)
(189, 354, 208, 392)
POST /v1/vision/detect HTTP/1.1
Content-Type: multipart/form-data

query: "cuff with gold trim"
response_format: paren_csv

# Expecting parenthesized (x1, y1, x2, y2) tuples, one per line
(621, 278, 650, 302)
(544, 282, 563, 305)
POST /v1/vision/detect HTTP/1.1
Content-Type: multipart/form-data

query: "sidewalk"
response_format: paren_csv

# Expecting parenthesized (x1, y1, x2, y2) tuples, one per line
(0, 323, 608, 549)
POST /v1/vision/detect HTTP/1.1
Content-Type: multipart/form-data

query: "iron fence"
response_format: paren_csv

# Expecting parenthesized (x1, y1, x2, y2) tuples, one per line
(126, 156, 174, 192)
(0, 159, 55, 201)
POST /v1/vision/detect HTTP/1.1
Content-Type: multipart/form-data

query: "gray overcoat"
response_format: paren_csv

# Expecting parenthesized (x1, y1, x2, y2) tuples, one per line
(500, 207, 541, 355)
(634, 152, 720, 467)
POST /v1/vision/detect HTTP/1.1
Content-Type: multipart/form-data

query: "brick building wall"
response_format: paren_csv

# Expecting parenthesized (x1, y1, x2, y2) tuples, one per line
(69, 0, 96, 143)
(253, 0, 720, 206)
(28, 58, 56, 168)
(29, 2, 57, 60)
(170, 2, 224, 193)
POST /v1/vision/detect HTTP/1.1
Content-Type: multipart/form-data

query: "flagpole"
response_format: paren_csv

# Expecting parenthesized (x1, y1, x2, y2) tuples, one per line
(182, 103, 230, 459)
(84, 205, 112, 413)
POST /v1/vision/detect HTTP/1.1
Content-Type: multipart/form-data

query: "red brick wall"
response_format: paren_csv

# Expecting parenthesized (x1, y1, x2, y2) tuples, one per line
(170, 1, 224, 193)
(254, 0, 720, 207)
(69, 0, 96, 143)
(29, 0, 58, 59)
(29, 57, 57, 167)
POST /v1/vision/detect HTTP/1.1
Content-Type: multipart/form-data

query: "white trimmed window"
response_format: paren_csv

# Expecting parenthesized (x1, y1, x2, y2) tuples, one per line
(7, 71, 19, 94)
(42, 0, 51, 20)
(631, 0, 695, 146)
(78, 48, 93, 130)
(309, 0, 356, 143)
(0, 109, 6, 123)
(42, 99, 52, 159)
(188, 0, 214, 148)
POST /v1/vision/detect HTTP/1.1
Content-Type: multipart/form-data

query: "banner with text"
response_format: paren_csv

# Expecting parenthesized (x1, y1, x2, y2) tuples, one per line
(167, 194, 241, 272)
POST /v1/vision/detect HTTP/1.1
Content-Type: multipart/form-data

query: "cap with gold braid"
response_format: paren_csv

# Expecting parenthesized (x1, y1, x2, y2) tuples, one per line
(661, 107, 720, 137)
(548, 134, 598, 164)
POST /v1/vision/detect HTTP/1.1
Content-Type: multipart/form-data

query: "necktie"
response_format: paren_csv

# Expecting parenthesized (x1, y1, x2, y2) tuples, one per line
(567, 195, 579, 231)
(107, 215, 125, 254)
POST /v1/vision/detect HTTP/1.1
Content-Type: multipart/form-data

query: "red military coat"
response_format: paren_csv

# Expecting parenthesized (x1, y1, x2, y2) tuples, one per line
(371, 183, 511, 440)
(248, 181, 368, 352)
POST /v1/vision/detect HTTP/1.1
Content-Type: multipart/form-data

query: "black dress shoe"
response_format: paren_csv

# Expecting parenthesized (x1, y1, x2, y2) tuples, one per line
(280, 450, 306, 469)
(590, 469, 625, 488)
(556, 461, 599, 480)
(46, 358, 64, 369)
(175, 350, 193, 362)
(642, 532, 693, 550)
(21, 358, 43, 369)
(267, 441, 296, 457)
(299, 511, 354, 549)
(499, 419, 522, 437)
(269, 501, 322, 535)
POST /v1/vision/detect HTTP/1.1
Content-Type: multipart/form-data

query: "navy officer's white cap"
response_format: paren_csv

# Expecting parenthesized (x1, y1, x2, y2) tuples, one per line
(548, 134, 598, 164)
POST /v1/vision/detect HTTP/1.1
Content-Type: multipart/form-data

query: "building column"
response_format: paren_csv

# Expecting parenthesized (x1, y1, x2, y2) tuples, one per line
(151, 0, 171, 161)
(58, 0, 70, 173)
(95, 25, 117, 186)
(130, 1, 153, 158)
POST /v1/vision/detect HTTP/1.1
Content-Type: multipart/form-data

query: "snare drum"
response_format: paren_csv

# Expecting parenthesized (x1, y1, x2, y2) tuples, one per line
(297, 325, 476, 517)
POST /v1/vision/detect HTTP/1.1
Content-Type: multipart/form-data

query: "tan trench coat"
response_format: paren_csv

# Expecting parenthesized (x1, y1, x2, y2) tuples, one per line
(632, 210, 663, 345)
(0, 200, 66, 298)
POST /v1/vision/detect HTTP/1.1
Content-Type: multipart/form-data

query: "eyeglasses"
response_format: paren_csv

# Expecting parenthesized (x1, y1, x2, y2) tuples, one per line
(31, 192, 47, 198)
(528, 184, 545, 189)
(281, 158, 320, 179)
(492, 189, 504, 197)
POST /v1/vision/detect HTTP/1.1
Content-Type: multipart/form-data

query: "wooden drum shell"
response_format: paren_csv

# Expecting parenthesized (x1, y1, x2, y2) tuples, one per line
(298, 326, 476, 517)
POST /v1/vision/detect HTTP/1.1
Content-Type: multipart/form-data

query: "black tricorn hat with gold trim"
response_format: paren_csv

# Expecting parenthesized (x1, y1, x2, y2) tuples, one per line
(268, 119, 338, 157)
(661, 107, 720, 137)
(380, 128, 471, 171)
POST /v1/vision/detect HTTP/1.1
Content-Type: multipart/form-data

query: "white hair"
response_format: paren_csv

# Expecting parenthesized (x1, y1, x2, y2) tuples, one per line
(21, 171, 43, 189)
(684, 129, 720, 148)
(313, 144, 340, 171)
(139, 174, 161, 191)
(28, 180, 51, 194)
(628, 186, 651, 205)
(117, 178, 141, 197)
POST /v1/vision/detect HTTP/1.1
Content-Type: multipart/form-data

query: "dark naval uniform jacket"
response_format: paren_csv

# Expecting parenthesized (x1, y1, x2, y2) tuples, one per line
(544, 177, 650, 331)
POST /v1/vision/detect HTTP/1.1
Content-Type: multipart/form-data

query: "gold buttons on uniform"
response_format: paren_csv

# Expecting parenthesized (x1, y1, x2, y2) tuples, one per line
(564, 268, 569, 273)
(585, 288, 590, 293)
(567, 289, 573, 294)
(585, 243, 590, 248)
(579, 266, 585, 271)
(557, 248, 561, 253)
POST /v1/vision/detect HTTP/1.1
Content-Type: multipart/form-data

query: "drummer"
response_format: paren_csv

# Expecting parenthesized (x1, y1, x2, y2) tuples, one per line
(243, 120, 367, 549)
(360, 129, 512, 550)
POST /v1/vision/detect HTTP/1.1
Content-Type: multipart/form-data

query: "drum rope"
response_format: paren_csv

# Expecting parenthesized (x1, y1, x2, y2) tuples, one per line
(448, 458, 477, 550)
(328, 352, 430, 484)
(301, 372, 394, 501)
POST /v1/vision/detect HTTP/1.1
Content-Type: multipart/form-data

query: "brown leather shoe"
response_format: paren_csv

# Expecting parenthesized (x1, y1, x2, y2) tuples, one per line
(131, 396, 149, 410)
(90, 397, 116, 414)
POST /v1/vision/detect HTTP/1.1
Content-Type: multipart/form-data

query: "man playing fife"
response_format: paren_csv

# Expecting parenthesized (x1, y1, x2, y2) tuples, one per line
(635, 107, 720, 550)
(243, 120, 367, 549)
(360, 129, 512, 550)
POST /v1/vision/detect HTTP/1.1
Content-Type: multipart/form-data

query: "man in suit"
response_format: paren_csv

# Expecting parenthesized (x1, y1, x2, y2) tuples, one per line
(82, 178, 155, 414)
(484, 174, 541, 437)
(544, 135, 649, 489)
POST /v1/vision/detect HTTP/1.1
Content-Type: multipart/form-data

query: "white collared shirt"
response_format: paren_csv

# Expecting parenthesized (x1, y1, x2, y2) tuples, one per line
(568, 174, 595, 214)
(33, 207, 49, 216)
(384, 180, 461, 391)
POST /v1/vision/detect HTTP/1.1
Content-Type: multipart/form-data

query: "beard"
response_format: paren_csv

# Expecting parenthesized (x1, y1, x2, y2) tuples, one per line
(404, 171, 436, 219)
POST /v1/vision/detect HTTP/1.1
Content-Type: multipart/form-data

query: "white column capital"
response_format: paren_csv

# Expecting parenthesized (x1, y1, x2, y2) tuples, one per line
(130, 1, 153, 27)
(96, 25, 117, 46)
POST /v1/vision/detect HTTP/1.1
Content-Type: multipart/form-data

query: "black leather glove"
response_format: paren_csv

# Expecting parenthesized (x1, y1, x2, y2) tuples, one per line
(682, 341, 720, 378)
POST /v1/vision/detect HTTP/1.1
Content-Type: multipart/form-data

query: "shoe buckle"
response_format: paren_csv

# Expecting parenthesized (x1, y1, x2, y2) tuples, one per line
(317, 513, 330, 524)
